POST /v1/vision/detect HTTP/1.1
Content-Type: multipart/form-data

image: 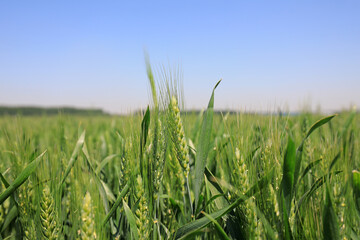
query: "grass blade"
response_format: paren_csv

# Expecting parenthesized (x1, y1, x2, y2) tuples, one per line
(323, 184, 339, 239)
(255, 206, 278, 240)
(102, 183, 130, 227)
(0, 172, 10, 188)
(194, 80, 221, 211)
(123, 199, 139, 240)
(82, 143, 119, 233)
(298, 158, 322, 183)
(281, 195, 293, 240)
(328, 152, 341, 172)
(59, 131, 86, 186)
(304, 114, 337, 141)
(0, 150, 46, 205)
(95, 154, 118, 175)
(0, 205, 18, 233)
(175, 196, 243, 239)
(297, 171, 342, 210)
(352, 170, 360, 215)
(201, 211, 231, 240)
(175, 167, 274, 239)
(294, 115, 336, 193)
(140, 106, 150, 178)
(282, 136, 296, 215)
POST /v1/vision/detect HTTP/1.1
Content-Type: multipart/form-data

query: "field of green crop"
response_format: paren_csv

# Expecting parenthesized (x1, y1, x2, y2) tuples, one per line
(0, 67, 359, 239)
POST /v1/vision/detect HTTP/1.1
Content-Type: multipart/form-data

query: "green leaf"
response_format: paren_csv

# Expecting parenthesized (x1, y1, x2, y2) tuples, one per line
(281, 195, 293, 240)
(282, 136, 296, 215)
(0, 205, 18, 233)
(352, 170, 360, 215)
(203, 193, 226, 210)
(194, 80, 221, 211)
(294, 115, 336, 193)
(0, 150, 46, 205)
(204, 167, 227, 207)
(102, 183, 130, 227)
(304, 114, 337, 140)
(59, 131, 86, 187)
(140, 106, 150, 178)
(255, 206, 278, 240)
(0, 171, 19, 234)
(298, 158, 322, 183)
(95, 154, 118, 174)
(340, 109, 356, 139)
(201, 211, 231, 240)
(100, 179, 116, 202)
(328, 152, 341, 172)
(191, 110, 204, 143)
(0, 172, 10, 188)
(205, 177, 228, 212)
(175, 197, 241, 239)
(123, 199, 139, 240)
(204, 168, 246, 240)
(323, 185, 339, 239)
(279, 137, 295, 240)
(246, 146, 260, 162)
(175, 167, 274, 239)
(82, 143, 117, 234)
(297, 171, 342, 211)
(350, 228, 360, 240)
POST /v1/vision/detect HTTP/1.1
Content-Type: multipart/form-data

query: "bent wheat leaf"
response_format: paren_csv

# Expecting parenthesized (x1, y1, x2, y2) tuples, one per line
(303, 114, 337, 141)
(102, 183, 130, 227)
(175, 167, 274, 239)
(297, 171, 342, 211)
(298, 158, 322, 183)
(82, 143, 117, 233)
(0, 150, 46, 205)
(294, 115, 336, 192)
(96, 154, 118, 174)
(201, 211, 231, 240)
(59, 131, 86, 187)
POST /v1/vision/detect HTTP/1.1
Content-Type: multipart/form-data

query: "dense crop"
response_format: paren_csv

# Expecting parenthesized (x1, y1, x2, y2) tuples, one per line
(0, 66, 359, 239)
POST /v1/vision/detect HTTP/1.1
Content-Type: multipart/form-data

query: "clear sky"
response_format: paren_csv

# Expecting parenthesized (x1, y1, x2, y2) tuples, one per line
(1, 1, 359, 114)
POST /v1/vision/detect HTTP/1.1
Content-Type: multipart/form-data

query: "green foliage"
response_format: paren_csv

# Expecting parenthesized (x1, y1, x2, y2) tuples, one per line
(194, 80, 221, 211)
(0, 69, 358, 239)
(0, 150, 46, 205)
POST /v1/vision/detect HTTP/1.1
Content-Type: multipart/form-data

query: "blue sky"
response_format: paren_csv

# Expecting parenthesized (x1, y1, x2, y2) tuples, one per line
(0, 1, 359, 113)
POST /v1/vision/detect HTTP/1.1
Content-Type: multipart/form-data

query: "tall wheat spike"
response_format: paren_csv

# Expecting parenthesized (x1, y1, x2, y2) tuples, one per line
(234, 147, 264, 239)
(18, 180, 37, 240)
(120, 138, 132, 189)
(168, 96, 189, 179)
(80, 191, 96, 239)
(153, 119, 166, 199)
(135, 175, 150, 240)
(40, 185, 59, 240)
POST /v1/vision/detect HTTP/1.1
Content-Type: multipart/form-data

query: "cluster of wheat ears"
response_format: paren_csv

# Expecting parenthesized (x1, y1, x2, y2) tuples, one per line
(0, 61, 359, 239)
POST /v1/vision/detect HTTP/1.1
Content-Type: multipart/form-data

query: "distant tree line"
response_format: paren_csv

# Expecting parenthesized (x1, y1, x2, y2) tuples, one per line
(0, 106, 107, 116)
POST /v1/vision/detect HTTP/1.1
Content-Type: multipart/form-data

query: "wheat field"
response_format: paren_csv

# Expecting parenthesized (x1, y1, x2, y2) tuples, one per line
(0, 66, 359, 239)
